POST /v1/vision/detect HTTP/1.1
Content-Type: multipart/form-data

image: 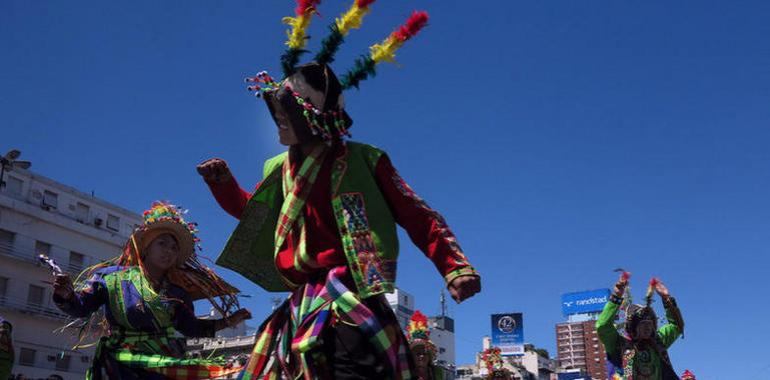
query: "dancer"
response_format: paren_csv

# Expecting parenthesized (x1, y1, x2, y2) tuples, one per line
(52, 201, 251, 379)
(596, 272, 684, 380)
(198, 1, 480, 378)
(407, 311, 440, 380)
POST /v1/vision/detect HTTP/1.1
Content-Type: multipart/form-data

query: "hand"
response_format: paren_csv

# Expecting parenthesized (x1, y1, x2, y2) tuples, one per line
(613, 272, 630, 296)
(226, 309, 252, 327)
(53, 274, 74, 300)
(447, 275, 481, 303)
(652, 278, 670, 299)
(196, 158, 233, 184)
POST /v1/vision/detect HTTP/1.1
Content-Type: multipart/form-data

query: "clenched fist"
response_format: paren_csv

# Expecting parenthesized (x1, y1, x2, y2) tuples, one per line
(53, 274, 74, 300)
(447, 275, 481, 303)
(197, 158, 233, 184)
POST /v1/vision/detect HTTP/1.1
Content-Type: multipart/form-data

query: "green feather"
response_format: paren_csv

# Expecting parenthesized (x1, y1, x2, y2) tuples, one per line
(315, 25, 345, 65)
(341, 55, 376, 90)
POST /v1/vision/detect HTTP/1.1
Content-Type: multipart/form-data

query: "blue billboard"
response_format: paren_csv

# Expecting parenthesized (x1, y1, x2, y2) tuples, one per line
(557, 373, 589, 380)
(561, 288, 611, 316)
(490, 313, 524, 356)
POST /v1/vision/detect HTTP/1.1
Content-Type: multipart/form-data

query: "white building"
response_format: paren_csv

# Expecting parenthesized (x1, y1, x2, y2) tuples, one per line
(385, 287, 415, 330)
(0, 167, 141, 379)
(429, 316, 456, 367)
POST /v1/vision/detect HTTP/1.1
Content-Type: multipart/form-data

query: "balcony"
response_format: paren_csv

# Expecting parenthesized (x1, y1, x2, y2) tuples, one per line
(0, 240, 95, 276)
(0, 294, 69, 320)
(0, 240, 39, 265)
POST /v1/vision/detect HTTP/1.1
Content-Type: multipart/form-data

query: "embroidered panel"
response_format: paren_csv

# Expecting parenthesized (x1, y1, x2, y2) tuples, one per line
(339, 193, 391, 293)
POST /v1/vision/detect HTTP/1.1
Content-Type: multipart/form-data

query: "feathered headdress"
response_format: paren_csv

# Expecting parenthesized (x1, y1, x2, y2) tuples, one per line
(407, 310, 437, 358)
(246, 0, 430, 141)
(481, 347, 512, 379)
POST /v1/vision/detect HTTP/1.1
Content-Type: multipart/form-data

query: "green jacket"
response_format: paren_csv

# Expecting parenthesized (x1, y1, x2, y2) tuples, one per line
(218, 142, 407, 298)
(596, 297, 684, 380)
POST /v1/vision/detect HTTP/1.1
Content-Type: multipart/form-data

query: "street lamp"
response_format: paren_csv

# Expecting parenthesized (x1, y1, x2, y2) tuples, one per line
(0, 149, 32, 188)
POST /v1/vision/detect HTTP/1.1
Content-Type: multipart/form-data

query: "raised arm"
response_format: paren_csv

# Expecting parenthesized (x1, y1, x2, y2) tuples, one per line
(596, 273, 628, 356)
(374, 154, 480, 302)
(197, 158, 256, 219)
(652, 279, 684, 348)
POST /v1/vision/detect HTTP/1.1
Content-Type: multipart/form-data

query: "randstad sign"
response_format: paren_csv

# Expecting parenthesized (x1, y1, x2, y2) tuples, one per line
(561, 289, 610, 316)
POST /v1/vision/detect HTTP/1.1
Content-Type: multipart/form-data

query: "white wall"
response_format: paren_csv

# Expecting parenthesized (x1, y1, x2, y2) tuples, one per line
(0, 169, 141, 379)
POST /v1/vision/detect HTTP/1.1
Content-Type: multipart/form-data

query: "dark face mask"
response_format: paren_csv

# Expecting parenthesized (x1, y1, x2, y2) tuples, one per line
(263, 63, 352, 143)
(264, 86, 320, 144)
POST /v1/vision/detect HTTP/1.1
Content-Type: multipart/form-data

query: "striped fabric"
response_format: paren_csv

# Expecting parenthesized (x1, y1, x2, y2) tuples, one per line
(84, 268, 242, 380)
(239, 266, 412, 380)
(274, 145, 329, 284)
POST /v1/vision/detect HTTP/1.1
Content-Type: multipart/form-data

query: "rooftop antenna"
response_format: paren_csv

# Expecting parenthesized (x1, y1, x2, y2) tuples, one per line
(440, 289, 448, 317)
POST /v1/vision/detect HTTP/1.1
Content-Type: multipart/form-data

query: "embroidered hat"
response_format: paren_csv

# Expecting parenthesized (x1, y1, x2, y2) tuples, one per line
(128, 201, 200, 267)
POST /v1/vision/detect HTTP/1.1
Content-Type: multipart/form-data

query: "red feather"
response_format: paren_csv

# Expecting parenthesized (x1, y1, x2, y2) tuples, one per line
(393, 10, 429, 42)
(356, 0, 376, 8)
(411, 310, 428, 324)
(295, 0, 321, 16)
(621, 271, 631, 281)
(649, 277, 659, 287)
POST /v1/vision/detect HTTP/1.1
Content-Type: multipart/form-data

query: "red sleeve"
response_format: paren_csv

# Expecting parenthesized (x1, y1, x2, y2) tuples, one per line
(374, 155, 478, 285)
(205, 176, 259, 220)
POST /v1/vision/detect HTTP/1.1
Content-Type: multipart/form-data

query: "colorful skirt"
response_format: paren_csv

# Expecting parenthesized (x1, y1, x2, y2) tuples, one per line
(239, 266, 413, 380)
(88, 327, 241, 380)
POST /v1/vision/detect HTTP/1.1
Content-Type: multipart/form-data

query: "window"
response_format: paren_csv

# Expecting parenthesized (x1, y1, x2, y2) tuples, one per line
(35, 241, 52, 259)
(43, 190, 58, 209)
(27, 284, 45, 306)
(76, 202, 90, 223)
(106, 214, 120, 231)
(0, 276, 7, 297)
(55, 354, 71, 371)
(0, 229, 14, 255)
(69, 251, 85, 272)
(5, 176, 23, 197)
(19, 347, 36, 366)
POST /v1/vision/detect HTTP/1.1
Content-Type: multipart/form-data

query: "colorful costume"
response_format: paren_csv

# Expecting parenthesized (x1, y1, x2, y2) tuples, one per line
(406, 311, 440, 380)
(0, 317, 13, 380)
(596, 279, 685, 380)
(206, 1, 479, 378)
(480, 347, 512, 380)
(54, 202, 242, 380)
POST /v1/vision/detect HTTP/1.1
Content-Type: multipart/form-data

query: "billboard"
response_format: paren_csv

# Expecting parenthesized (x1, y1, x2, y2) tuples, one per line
(561, 288, 611, 316)
(490, 313, 524, 356)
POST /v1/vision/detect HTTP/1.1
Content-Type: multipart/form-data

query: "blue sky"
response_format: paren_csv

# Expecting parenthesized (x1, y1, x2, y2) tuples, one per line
(3, 1, 770, 378)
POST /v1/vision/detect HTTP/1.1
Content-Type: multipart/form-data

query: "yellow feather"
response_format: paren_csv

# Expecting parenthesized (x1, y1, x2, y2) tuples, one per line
(336, 3, 371, 36)
(370, 36, 403, 63)
(283, 13, 313, 49)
